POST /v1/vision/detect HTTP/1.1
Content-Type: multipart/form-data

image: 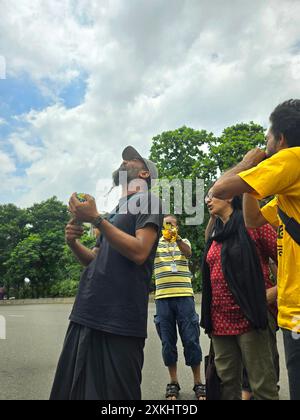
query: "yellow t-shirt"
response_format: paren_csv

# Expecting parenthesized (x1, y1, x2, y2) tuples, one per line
(154, 238, 194, 299)
(239, 147, 300, 331)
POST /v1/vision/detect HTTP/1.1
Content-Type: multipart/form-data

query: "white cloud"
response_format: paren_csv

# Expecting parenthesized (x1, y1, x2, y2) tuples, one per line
(0, 151, 15, 173)
(0, 0, 300, 206)
(9, 133, 43, 163)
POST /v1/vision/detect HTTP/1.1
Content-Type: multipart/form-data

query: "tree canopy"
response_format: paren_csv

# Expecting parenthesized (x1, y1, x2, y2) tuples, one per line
(0, 122, 266, 297)
(150, 122, 266, 289)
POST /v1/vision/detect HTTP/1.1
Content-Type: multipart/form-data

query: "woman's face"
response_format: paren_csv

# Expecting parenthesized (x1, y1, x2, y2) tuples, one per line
(205, 190, 232, 217)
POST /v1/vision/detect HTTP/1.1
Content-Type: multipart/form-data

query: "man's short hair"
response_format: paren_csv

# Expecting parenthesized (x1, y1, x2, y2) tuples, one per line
(164, 214, 178, 223)
(270, 99, 300, 147)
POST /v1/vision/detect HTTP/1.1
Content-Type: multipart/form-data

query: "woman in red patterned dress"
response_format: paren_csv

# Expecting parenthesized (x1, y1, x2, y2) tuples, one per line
(201, 192, 279, 400)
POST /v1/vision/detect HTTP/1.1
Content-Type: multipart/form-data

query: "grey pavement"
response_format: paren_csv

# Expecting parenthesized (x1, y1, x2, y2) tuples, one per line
(0, 303, 290, 400)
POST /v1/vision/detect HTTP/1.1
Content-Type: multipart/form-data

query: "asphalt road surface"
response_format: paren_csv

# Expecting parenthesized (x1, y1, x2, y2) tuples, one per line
(0, 303, 290, 400)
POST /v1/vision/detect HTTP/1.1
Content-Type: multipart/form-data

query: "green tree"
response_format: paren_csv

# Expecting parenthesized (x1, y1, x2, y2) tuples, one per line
(0, 204, 29, 283)
(3, 197, 70, 297)
(150, 126, 217, 180)
(4, 234, 43, 298)
(210, 122, 266, 173)
(27, 196, 70, 235)
(51, 233, 96, 297)
(149, 122, 266, 290)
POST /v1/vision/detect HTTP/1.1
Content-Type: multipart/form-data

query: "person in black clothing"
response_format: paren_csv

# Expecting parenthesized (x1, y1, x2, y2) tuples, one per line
(50, 146, 163, 400)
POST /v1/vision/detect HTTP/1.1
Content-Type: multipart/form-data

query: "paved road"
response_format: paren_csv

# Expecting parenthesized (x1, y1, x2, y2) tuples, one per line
(0, 303, 290, 400)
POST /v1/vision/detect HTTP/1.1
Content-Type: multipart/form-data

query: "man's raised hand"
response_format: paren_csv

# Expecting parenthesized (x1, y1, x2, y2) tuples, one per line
(69, 193, 100, 223)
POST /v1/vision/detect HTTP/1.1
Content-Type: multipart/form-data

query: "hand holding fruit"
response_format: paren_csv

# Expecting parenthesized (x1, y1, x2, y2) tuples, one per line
(162, 222, 179, 243)
(69, 193, 100, 223)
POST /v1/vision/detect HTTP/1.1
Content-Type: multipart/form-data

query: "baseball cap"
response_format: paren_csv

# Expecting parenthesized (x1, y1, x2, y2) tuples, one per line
(122, 146, 159, 180)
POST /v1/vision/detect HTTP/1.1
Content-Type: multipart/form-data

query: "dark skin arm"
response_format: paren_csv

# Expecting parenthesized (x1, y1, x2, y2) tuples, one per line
(243, 193, 268, 228)
(267, 286, 278, 306)
(212, 149, 266, 199)
(176, 238, 192, 259)
(65, 219, 99, 267)
(69, 193, 158, 266)
(94, 219, 158, 265)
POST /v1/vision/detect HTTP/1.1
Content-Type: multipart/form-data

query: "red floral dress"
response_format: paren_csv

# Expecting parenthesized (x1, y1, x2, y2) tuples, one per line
(206, 224, 277, 336)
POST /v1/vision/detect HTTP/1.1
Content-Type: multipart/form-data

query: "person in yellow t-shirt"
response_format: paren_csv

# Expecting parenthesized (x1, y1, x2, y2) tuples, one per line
(211, 99, 300, 401)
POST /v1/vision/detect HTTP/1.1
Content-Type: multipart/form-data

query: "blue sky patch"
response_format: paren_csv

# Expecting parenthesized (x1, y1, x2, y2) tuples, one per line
(60, 74, 87, 108)
(0, 75, 51, 119)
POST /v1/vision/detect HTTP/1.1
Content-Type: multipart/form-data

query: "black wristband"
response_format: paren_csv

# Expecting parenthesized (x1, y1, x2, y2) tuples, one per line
(92, 215, 104, 229)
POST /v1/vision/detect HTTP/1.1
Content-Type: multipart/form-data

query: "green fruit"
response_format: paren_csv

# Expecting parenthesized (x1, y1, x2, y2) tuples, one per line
(77, 193, 87, 203)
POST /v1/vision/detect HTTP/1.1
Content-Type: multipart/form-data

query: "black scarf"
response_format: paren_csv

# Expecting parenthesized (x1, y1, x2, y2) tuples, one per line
(201, 210, 268, 335)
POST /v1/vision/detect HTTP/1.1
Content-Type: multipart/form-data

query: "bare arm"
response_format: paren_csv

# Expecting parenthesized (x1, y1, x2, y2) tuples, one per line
(213, 173, 253, 199)
(68, 193, 159, 266)
(212, 149, 266, 199)
(267, 286, 278, 306)
(65, 220, 99, 267)
(177, 239, 192, 259)
(99, 219, 158, 266)
(68, 241, 99, 267)
(243, 193, 268, 228)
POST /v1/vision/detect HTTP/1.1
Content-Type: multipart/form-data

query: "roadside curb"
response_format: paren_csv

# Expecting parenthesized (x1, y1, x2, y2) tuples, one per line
(0, 294, 202, 306)
(0, 298, 75, 306)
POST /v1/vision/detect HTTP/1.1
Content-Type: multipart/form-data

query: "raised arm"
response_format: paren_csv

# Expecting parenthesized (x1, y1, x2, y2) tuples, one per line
(243, 194, 268, 228)
(69, 193, 159, 266)
(177, 239, 192, 259)
(96, 220, 158, 266)
(212, 149, 266, 199)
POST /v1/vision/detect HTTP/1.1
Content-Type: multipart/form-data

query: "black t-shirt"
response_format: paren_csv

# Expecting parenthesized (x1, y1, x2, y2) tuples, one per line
(70, 191, 164, 338)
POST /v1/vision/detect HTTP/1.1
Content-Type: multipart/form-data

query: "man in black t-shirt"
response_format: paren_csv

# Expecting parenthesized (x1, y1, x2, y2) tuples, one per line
(50, 146, 163, 401)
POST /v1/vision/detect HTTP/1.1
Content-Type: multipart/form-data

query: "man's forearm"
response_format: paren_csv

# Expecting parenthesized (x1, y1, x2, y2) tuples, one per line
(218, 161, 251, 180)
(212, 160, 254, 199)
(243, 193, 267, 228)
(69, 241, 98, 267)
(98, 219, 155, 265)
(212, 149, 266, 200)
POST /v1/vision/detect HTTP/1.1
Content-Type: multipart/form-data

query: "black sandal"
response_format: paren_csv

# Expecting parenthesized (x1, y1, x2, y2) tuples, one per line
(165, 383, 181, 399)
(193, 383, 206, 400)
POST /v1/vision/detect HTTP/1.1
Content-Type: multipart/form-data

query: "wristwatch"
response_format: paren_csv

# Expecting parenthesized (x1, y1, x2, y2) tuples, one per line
(92, 214, 104, 229)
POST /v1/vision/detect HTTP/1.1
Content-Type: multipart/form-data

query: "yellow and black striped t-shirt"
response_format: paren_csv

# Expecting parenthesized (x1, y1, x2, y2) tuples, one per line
(154, 238, 193, 300)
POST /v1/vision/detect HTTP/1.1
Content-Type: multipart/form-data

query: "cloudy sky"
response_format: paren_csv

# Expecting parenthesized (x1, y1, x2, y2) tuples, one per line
(0, 0, 300, 208)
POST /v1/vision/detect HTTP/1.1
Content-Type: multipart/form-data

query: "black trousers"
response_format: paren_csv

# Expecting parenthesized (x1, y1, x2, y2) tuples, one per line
(283, 328, 300, 401)
(50, 322, 145, 400)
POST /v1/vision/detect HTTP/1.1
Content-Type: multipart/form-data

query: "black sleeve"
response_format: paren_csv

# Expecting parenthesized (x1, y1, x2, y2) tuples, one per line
(135, 192, 164, 232)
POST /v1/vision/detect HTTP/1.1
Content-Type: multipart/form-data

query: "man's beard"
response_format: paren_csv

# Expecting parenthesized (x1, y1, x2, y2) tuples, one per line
(266, 145, 278, 159)
(112, 164, 141, 187)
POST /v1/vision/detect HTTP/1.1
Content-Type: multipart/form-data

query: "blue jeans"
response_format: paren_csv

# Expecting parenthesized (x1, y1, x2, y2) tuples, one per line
(154, 297, 202, 367)
(282, 328, 300, 400)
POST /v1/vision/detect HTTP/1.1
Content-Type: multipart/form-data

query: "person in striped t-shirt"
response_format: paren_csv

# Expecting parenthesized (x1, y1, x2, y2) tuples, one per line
(154, 215, 204, 400)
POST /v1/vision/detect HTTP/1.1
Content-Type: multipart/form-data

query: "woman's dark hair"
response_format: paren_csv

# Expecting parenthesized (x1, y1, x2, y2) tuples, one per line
(270, 99, 300, 147)
(231, 195, 243, 211)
